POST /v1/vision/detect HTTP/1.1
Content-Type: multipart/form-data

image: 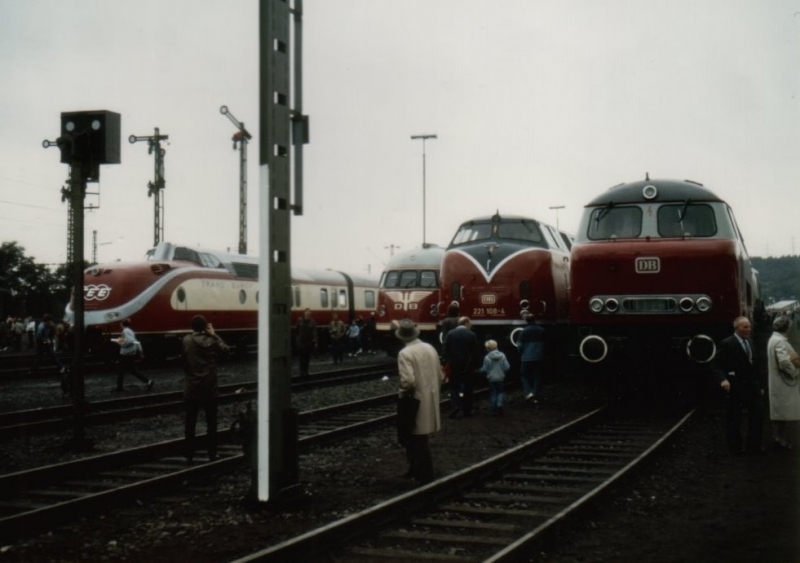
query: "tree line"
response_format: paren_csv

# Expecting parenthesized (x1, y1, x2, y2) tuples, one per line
(752, 255, 800, 305)
(0, 241, 79, 320)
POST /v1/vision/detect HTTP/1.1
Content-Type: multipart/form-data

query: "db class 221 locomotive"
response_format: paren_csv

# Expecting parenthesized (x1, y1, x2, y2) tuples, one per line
(73, 242, 378, 359)
(439, 212, 573, 358)
(570, 177, 762, 375)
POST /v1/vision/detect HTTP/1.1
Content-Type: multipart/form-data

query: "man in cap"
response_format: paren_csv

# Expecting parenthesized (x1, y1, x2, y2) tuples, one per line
(396, 318, 444, 483)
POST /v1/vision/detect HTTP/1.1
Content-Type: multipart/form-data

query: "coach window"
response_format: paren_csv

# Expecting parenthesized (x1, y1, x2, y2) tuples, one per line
(365, 290, 376, 308)
(399, 271, 418, 288)
(338, 289, 348, 308)
(293, 286, 300, 307)
(383, 271, 400, 288)
(657, 204, 716, 238)
(320, 288, 329, 308)
(587, 206, 642, 240)
(420, 270, 437, 288)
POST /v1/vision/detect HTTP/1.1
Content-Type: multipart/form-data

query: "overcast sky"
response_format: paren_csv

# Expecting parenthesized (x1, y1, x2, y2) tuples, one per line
(1, 0, 799, 278)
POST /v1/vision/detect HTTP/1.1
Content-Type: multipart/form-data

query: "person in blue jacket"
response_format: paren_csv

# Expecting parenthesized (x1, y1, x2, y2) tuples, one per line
(479, 339, 510, 415)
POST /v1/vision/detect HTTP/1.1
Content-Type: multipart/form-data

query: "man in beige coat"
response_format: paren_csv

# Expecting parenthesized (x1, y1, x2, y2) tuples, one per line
(396, 319, 443, 483)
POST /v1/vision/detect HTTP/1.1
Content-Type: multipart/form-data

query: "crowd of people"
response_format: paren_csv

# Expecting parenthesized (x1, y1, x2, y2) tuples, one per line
(395, 303, 800, 485)
(294, 309, 379, 376)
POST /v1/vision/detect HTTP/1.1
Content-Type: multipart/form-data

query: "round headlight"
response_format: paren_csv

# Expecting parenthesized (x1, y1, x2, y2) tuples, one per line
(589, 298, 604, 313)
(605, 298, 619, 313)
(679, 297, 695, 313)
(696, 297, 712, 312)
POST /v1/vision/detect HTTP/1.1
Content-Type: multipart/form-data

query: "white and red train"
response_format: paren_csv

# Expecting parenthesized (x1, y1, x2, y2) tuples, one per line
(375, 244, 445, 353)
(71, 242, 378, 358)
(570, 177, 762, 371)
(438, 212, 573, 354)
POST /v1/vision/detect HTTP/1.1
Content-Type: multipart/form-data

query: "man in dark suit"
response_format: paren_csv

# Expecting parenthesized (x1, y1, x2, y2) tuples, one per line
(443, 317, 481, 418)
(713, 316, 763, 454)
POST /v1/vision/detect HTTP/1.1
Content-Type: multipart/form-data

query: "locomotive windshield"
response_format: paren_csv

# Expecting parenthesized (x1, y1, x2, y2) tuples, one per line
(450, 219, 543, 245)
(587, 207, 642, 240)
(657, 203, 717, 237)
(382, 270, 438, 289)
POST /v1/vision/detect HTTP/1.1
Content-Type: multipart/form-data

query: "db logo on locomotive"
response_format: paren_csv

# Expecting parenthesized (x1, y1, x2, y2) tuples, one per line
(84, 284, 112, 301)
(635, 257, 660, 274)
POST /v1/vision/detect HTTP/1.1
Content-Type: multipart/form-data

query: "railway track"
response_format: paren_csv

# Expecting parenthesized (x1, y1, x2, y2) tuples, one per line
(230, 406, 696, 563)
(0, 363, 397, 439)
(0, 388, 406, 541)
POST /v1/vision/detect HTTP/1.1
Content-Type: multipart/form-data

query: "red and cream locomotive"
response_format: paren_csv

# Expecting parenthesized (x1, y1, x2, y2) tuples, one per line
(376, 244, 444, 353)
(70, 242, 378, 358)
(438, 212, 572, 353)
(571, 177, 761, 371)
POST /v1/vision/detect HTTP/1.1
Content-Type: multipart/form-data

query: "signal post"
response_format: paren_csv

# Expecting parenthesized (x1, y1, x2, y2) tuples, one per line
(44, 110, 121, 449)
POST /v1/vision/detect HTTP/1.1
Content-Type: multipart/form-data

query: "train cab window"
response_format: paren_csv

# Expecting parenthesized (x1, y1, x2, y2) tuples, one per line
(198, 252, 223, 268)
(399, 271, 418, 288)
(657, 204, 716, 238)
(420, 270, 437, 288)
(540, 226, 560, 249)
(338, 289, 348, 308)
(451, 222, 493, 245)
(383, 271, 400, 288)
(560, 232, 573, 250)
(497, 220, 543, 243)
(365, 290, 376, 309)
(174, 246, 202, 264)
(320, 288, 329, 308)
(587, 207, 642, 240)
(450, 282, 462, 300)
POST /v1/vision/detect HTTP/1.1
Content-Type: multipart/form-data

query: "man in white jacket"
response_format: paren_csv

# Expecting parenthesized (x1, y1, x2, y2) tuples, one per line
(396, 319, 443, 484)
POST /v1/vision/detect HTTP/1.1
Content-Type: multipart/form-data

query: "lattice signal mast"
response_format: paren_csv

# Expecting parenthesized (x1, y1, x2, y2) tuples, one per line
(129, 128, 169, 246)
(220, 106, 253, 255)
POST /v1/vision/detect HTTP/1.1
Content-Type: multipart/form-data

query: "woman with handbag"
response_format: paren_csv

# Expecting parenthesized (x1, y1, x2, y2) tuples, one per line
(767, 315, 800, 450)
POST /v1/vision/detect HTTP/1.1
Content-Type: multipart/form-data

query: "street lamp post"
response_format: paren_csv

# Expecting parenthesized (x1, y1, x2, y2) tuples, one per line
(411, 134, 437, 245)
(549, 205, 565, 230)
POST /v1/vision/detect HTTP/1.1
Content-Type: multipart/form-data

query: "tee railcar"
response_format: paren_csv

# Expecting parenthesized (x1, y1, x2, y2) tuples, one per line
(376, 244, 444, 354)
(438, 212, 572, 354)
(570, 178, 761, 369)
(70, 242, 378, 358)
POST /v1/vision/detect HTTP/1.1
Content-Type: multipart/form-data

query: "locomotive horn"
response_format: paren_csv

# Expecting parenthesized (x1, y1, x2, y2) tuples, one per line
(579, 335, 608, 363)
(686, 334, 716, 364)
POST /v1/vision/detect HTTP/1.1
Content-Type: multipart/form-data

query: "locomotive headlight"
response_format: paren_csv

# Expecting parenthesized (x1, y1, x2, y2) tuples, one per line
(696, 296, 712, 313)
(589, 298, 604, 313)
(679, 297, 695, 313)
(604, 298, 619, 313)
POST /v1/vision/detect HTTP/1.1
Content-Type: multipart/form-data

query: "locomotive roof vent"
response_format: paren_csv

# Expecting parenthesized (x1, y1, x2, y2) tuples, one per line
(642, 185, 658, 200)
